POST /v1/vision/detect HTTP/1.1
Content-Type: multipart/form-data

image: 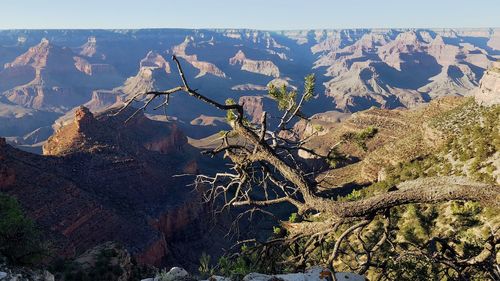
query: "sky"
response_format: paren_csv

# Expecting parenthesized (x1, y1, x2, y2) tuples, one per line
(0, 0, 499, 30)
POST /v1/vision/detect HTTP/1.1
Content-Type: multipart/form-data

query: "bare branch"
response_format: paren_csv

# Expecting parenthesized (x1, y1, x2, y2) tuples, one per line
(113, 55, 500, 277)
(172, 56, 244, 116)
(328, 219, 372, 269)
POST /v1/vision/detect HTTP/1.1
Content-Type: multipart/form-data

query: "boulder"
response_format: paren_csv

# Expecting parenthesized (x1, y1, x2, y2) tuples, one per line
(166, 267, 189, 278)
(154, 267, 195, 281)
(205, 276, 231, 281)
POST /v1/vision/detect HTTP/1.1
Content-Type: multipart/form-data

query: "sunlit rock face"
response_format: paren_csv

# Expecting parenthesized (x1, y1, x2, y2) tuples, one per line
(172, 36, 227, 78)
(0, 38, 122, 114)
(230, 50, 280, 77)
(475, 61, 500, 106)
(312, 29, 498, 112)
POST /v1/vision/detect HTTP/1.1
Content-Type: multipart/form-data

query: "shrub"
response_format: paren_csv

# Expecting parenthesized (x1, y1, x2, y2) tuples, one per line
(0, 193, 47, 265)
(198, 252, 214, 278)
(342, 126, 378, 151)
(216, 254, 256, 281)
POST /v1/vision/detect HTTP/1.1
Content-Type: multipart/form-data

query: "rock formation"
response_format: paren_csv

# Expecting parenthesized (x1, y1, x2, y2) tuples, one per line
(1, 106, 206, 266)
(474, 61, 500, 106)
(79, 36, 106, 60)
(119, 51, 174, 96)
(229, 50, 280, 77)
(238, 95, 265, 124)
(231, 84, 267, 91)
(140, 51, 171, 73)
(1, 39, 84, 111)
(190, 115, 226, 127)
(0, 262, 54, 281)
(312, 29, 497, 111)
(236, 94, 281, 127)
(172, 37, 226, 78)
(0, 38, 122, 113)
(70, 242, 133, 281)
(74, 56, 118, 76)
(487, 29, 500, 50)
(0, 101, 59, 138)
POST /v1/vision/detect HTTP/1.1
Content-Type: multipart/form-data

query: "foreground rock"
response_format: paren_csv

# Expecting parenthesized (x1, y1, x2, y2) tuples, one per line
(147, 267, 196, 281)
(242, 267, 364, 281)
(53, 242, 134, 281)
(0, 255, 54, 281)
(144, 267, 364, 281)
(0, 270, 53, 281)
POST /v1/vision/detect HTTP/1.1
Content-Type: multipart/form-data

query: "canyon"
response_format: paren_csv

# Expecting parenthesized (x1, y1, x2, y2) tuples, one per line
(0, 28, 499, 272)
(0, 106, 207, 266)
(0, 28, 498, 150)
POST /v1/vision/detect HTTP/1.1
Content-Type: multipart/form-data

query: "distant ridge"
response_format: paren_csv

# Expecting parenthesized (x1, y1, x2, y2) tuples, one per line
(0, 27, 498, 144)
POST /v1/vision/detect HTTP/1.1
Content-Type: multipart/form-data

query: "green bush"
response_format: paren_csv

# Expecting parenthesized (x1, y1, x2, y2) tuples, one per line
(342, 126, 378, 151)
(0, 193, 47, 265)
(273, 226, 284, 236)
(216, 249, 260, 281)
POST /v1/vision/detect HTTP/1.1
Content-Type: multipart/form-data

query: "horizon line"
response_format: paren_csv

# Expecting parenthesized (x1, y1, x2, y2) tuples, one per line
(0, 26, 499, 32)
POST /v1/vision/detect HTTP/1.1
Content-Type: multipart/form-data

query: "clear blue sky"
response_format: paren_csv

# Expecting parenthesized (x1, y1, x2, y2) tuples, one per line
(0, 0, 498, 30)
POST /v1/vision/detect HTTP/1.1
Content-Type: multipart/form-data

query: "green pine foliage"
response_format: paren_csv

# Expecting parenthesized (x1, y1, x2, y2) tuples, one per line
(225, 98, 238, 122)
(0, 193, 47, 265)
(215, 246, 260, 281)
(268, 74, 315, 112)
(288, 212, 301, 223)
(268, 84, 297, 111)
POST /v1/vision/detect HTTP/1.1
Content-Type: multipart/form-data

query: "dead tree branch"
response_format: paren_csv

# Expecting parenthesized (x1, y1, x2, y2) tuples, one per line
(114, 55, 500, 275)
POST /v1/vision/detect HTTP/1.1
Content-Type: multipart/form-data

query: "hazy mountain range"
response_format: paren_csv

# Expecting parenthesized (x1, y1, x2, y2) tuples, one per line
(0, 28, 499, 150)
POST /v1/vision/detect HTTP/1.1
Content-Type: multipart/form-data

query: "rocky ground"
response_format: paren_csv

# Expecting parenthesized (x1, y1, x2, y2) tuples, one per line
(0, 256, 54, 281)
(141, 267, 365, 281)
